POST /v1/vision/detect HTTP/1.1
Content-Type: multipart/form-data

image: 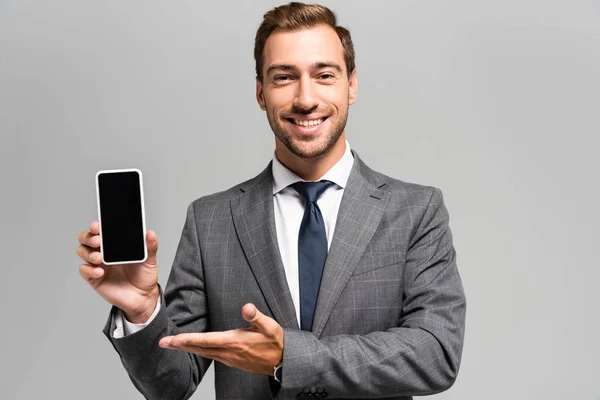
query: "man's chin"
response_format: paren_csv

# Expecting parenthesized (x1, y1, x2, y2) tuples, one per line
(281, 135, 338, 159)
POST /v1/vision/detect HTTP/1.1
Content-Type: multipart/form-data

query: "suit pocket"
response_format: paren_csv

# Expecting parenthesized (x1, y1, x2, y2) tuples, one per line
(330, 254, 404, 335)
(352, 252, 405, 277)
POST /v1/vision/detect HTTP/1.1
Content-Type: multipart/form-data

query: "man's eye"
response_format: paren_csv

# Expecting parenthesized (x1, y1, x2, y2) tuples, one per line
(274, 76, 292, 82)
(319, 74, 335, 80)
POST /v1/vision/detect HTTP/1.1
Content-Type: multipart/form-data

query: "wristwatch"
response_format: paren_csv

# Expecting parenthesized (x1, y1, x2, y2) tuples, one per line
(273, 362, 283, 383)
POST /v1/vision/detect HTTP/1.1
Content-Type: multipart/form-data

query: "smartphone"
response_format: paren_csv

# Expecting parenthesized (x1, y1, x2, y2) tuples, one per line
(95, 168, 147, 265)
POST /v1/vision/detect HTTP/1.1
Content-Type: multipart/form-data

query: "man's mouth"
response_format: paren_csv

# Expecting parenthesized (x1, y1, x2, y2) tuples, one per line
(286, 117, 327, 127)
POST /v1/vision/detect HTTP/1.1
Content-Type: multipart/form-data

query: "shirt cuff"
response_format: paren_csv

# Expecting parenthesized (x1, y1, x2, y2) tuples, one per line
(112, 297, 161, 338)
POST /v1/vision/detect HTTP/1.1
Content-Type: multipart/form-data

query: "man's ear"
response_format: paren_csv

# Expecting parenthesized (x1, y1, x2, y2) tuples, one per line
(348, 69, 358, 105)
(256, 78, 266, 111)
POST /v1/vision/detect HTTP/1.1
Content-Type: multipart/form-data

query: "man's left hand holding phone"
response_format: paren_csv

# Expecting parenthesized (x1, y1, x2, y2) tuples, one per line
(77, 169, 286, 385)
(76, 168, 159, 325)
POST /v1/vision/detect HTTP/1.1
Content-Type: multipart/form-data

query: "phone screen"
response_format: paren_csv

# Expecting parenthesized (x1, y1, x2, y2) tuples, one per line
(96, 170, 146, 264)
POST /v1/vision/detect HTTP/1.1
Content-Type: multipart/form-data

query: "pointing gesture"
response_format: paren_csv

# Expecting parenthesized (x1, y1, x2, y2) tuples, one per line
(159, 303, 284, 376)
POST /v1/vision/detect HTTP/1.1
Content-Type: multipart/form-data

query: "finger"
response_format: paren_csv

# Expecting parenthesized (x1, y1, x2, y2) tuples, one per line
(78, 231, 100, 248)
(161, 346, 247, 374)
(145, 230, 159, 266)
(159, 339, 225, 359)
(179, 347, 223, 361)
(90, 221, 100, 235)
(162, 331, 236, 349)
(163, 344, 224, 361)
(242, 303, 275, 333)
(76, 245, 102, 265)
(79, 263, 105, 281)
(158, 336, 174, 348)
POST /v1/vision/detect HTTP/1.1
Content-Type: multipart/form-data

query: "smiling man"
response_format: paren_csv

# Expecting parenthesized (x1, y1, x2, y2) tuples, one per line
(77, 2, 466, 399)
(257, 23, 355, 181)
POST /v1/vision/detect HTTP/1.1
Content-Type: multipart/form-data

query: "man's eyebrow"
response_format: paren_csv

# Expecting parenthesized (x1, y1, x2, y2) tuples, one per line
(265, 61, 343, 76)
(313, 62, 343, 73)
(266, 64, 297, 76)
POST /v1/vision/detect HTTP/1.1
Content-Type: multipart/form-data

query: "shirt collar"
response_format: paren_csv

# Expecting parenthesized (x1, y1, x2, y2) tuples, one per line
(272, 140, 354, 195)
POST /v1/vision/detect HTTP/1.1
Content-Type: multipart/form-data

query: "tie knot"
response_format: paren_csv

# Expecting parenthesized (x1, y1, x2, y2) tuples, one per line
(291, 180, 333, 203)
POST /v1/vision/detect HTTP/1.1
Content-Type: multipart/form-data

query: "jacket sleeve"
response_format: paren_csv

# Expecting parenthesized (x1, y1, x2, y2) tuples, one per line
(278, 188, 466, 399)
(102, 202, 212, 400)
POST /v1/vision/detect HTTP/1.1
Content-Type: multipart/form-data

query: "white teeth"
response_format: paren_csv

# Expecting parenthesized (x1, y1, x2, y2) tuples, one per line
(293, 118, 323, 127)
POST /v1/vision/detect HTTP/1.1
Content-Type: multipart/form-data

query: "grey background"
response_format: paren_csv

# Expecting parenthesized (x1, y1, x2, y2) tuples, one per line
(1, 0, 598, 398)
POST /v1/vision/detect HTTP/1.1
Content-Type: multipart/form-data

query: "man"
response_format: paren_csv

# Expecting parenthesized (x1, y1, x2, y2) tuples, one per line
(76, 2, 466, 399)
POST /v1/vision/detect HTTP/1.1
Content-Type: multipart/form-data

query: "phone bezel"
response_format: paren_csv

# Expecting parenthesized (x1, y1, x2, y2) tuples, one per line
(95, 168, 148, 265)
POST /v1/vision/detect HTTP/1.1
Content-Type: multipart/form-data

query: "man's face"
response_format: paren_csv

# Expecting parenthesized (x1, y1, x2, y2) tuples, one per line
(256, 24, 357, 159)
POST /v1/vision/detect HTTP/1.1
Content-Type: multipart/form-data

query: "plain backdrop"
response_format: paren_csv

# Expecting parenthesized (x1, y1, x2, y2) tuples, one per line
(1, 0, 599, 399)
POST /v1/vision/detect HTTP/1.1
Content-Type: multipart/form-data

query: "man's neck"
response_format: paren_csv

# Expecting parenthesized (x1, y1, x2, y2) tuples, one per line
(275, 134, 347, 181)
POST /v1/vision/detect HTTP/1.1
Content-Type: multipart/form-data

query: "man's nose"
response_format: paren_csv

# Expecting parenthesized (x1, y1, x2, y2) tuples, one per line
(293, 76, 318, 112)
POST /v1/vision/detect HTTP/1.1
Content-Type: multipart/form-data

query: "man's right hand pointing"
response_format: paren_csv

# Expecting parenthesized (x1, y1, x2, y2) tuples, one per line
(77, 220, 160, 324)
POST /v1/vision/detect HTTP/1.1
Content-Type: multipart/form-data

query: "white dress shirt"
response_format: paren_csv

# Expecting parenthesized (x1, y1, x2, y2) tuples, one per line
(114, 141, 354, 337)
(272, 141, 354, 326)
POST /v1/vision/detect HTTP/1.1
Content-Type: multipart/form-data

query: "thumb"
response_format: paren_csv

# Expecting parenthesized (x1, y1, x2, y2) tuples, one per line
(242, 303, 272, 332)
(144, 230, 159, 266)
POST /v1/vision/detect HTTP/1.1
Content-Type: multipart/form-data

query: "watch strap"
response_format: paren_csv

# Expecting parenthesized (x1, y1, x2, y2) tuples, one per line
(273, 362, 283, 382)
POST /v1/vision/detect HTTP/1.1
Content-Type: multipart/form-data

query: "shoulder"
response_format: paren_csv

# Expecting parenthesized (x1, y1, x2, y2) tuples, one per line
(188, 162, 272, 215)
(355, 154, 443, 206)
(377, 171, 442, 205)
(362, 165, 450, 237)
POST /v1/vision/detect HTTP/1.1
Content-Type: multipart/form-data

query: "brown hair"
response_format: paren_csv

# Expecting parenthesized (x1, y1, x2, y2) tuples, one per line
(254, 2, 355, 82)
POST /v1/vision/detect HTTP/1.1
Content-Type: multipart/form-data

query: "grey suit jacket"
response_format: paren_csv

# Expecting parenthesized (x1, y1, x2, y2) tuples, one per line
(103, 150, 466, 399)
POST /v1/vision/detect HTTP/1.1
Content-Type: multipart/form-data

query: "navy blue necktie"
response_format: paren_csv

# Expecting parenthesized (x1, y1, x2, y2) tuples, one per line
(291, 180, 333, 331)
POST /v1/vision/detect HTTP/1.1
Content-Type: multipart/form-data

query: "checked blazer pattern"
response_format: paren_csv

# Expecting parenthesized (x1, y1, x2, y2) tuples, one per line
(103, 150, 466, 400)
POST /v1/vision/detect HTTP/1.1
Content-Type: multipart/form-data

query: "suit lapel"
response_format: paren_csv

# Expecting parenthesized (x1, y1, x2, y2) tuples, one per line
(312, 152, 390, 338)
(230, 163, 300, 330)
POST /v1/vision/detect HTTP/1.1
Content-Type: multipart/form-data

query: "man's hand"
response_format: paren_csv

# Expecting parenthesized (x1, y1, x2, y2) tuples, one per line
(159, 303, 284, 376)
(76, 220, 160, 323)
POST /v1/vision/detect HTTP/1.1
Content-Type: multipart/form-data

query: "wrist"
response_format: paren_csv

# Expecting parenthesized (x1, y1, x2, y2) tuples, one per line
(123, 286, 159, 323)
